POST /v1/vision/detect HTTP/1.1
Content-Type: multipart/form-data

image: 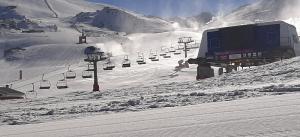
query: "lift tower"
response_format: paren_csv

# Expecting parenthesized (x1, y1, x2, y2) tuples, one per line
(178, 37, 194, 58)
(84, 46, 106, 91)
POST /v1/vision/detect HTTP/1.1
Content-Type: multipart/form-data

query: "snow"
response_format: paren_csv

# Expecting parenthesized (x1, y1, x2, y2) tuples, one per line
(1, 0, 300, 136)
(71, 7, 173, 33)
(1, 93, 300, 137)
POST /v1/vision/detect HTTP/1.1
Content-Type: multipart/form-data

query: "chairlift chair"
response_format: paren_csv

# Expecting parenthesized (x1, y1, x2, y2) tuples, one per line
(174, 49, 182, 55)
(149, 50, 157, 59)
(164, 53, 171, 58)
(137, 59, 146, 65)
(163, 49, 171, 58)
(82, 70, 92, 78)
(26, 83, 37, 97)
(122, 55, 131, 68)
(86, 63, 94, 71)
(152, 50, 158, 57)
(177, 44, 184, 50)
(103, 58, 116, 70)
(160, 47, 167, 56)
(160, 52, 167, 56)
(57, 73, 68, 89)
(39, 74, 51, 89)
(66, 66, 76, 79)
(27, 83, 35, 93)
(136, 53, 146, 65)
(103, 63, 115, 70)
(169, 46, 176, 52)
(151, 55, 159, 62)
(149, 54, 155, 60)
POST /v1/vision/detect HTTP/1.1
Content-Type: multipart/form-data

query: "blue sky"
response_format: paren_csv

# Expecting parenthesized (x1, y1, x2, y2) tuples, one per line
(89, 0, 256, 17)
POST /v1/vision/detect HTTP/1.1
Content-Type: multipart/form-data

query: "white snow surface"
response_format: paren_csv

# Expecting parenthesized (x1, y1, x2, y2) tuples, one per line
(0, 93, 300, 137)
(1, 0, 300, 136)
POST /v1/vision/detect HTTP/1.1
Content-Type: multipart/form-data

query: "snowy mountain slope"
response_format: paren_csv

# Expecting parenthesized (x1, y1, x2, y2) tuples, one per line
(0, 0, 105, 18)
(71, 7, 173, 34)
(206, 0, 300, 29)
(169, 12, 213, 30)
(1, 0, 300, 136)
(2, 54, 300, 126)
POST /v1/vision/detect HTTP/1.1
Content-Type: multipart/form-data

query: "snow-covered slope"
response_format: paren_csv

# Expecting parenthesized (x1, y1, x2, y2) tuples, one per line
(169, 12, 213, 30)
(1, 93, 300, 137)
(0, 0, 104, 18)
(206, 0, 300, 29)
(71, 7, 173, 34)
(1, 0, 300, 136)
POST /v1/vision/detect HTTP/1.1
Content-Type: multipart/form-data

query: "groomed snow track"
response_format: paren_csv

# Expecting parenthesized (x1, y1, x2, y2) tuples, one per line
(0, 93, 300, 137)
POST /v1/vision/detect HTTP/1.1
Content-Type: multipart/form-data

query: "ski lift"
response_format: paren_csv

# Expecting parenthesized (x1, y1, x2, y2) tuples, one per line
(39, 74, 51, 89)
(151, 51, 159, 61)
(103, 63, 115, 70)
(27, 83, 37, 97)
(66, 65, 76, 79)
(174, 49, 182, 55)
(103, 58, 116, 70)
(122, 55, 131, 68)
(186, 44, 191, 51)
(177, 44, 184, 50)
(149, 50, 156, 60)
(82, 70, 92, 79)
(136, 53, 146, 65)
(164, 53, 171, 58)
(57, 73, 68, 89)
(151, 55, 159, 62)
(160, 47, 167, 56)
(86, 63, 94, 71)
(169, 46, 176, 52)
(163, 49, 171, 58)
(153, 50, 158, 57)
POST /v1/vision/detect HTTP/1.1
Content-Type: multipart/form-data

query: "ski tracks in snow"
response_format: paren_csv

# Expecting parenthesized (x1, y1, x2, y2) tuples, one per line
(1, 93, 300, 137)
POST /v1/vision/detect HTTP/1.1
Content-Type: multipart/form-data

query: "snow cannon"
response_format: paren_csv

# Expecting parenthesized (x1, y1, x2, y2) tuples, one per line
(189, 21, 300, 80)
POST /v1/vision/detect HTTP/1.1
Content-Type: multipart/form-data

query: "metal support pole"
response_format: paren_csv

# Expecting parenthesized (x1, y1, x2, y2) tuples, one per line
(184, 43, 187, 58)
(19, 70, 22, 80)
(93, 61, 99, 91)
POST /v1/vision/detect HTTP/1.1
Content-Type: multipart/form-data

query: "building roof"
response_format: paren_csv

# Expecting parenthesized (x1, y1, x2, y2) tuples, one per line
(0, 87, 25, 96)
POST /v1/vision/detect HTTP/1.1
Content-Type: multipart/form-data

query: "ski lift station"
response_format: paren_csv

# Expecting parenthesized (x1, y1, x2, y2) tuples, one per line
(189, 21, 300, 80)
(0, 85, 25, 100)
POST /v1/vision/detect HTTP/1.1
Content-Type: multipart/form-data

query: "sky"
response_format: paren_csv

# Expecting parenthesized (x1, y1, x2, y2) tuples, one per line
(89, 0, 257, 17)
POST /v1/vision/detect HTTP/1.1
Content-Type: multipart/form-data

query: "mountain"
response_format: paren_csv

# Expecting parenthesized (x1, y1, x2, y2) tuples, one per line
(71, 7, 173, 34)
(169, 12, 213, 29)
(0, 0, 104, 18)
(206, 0, 300, 29)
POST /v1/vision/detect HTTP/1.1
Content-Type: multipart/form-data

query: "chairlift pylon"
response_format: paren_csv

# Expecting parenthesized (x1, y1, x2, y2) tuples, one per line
(66, 65, 76, 79)
(39, 74, 51, 89)
(57, 73, 68, 89)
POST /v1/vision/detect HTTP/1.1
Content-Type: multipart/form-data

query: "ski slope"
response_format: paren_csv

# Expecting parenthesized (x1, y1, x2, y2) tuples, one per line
(1, 92, 300, 137)
(1, 0, 300, 136)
